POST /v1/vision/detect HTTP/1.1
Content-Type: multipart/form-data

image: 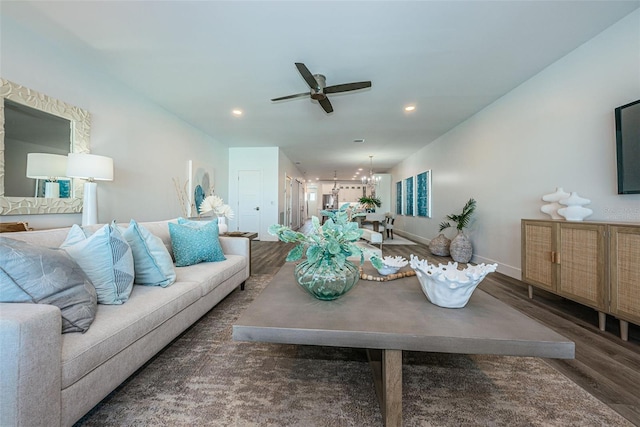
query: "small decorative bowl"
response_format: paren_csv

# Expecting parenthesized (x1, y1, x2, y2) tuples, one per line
(409, 255, 497, 308)
(375, 256, 408, 276)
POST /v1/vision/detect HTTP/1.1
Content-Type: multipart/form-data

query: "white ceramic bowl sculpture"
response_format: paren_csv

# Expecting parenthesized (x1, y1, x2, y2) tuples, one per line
(409, 255, 498, 308)
(375, 256, 409, 275)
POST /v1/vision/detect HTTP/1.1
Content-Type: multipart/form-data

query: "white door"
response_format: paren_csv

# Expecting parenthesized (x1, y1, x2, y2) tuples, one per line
(307, 185, 318, 221)
(237, 170, 261, 236)
(284, 175, 292, 228)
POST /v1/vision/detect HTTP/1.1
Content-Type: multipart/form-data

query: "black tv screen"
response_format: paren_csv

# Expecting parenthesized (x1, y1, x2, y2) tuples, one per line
(615, 99, 640, 194)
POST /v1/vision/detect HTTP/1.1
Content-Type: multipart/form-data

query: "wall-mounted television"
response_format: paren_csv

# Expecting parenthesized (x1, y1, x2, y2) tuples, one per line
(615, 99, 640, 194)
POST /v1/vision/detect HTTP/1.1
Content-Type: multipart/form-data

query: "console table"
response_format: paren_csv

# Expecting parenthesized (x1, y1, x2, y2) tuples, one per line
(521, 219, 640, 340)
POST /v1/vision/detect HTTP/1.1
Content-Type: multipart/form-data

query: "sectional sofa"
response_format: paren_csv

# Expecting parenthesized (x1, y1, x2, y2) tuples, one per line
(0, 219, 250, 427)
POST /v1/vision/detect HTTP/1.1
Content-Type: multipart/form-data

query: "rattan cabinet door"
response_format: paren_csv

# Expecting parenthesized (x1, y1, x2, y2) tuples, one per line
(522, 220, 556, 292)
(557, 223, 607, 310)
(610, 225, 640, 325)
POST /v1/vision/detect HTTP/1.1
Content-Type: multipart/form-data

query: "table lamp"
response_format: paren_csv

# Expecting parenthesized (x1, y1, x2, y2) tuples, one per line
(26, 153, 68, 198)
(66, 153, 114, 226)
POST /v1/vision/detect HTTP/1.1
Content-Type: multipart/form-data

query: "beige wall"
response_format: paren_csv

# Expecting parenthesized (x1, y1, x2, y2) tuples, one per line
(1, 17, 229, 229)
(391, 10, 640, 278)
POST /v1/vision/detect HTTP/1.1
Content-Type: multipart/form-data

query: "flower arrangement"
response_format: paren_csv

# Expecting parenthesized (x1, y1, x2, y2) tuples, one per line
(268, 203, 382, 269)
(198, 195, 234, 219)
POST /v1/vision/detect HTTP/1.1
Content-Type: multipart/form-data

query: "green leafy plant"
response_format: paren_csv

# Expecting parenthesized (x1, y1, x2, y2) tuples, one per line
(439, 198, 476, 232)
(268, 203, 382, 269)
(358, 196, 381, 210)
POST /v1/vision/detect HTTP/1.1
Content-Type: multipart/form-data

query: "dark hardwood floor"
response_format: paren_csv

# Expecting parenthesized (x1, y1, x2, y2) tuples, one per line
(250, 235, 640, 426)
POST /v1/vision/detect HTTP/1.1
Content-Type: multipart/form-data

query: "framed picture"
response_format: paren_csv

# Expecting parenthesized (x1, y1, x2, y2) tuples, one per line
(404, 176, 414, 216)
(188, 160, 214, 217)
(416, 170, 431, 217)
(35, 179, 71, 198)
(396, 181, 402, 215)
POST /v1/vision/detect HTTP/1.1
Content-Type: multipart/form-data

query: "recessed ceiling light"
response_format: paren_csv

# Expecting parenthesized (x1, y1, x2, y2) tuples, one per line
(354, 139, 365, 143)
(404, 105, 416, 112)
(358, 168, 363, 171)
(232, 109, 243, 116)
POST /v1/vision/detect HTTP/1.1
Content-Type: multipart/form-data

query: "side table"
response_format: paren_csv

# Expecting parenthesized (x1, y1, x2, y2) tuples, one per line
(223, 231, 258, 289)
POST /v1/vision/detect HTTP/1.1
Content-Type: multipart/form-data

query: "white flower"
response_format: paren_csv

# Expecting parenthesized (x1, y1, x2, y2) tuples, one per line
(199, 195, 224, 214)
(218, 204, 235, 220)
(199, 195, 234, 219)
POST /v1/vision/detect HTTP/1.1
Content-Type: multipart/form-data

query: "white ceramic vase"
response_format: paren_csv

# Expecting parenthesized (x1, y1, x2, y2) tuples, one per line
(557, 192, 593, 221)
(217, 216, 228, 234)
(409, 255, 498, 308)
(541, 187, 570, 219)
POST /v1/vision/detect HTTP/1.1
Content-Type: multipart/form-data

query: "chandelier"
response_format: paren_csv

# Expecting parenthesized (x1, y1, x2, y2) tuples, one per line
(361, 155, 380, 196)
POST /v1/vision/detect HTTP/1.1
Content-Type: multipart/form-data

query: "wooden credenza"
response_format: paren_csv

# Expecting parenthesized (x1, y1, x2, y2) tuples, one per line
(521, 219, 640, 341)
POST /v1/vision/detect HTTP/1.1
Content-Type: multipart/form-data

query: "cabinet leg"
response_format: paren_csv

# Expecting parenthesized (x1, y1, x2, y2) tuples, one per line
(597, 311, 606, 331)
(620, 320, 629, 341)
(528, 285, 533, 299)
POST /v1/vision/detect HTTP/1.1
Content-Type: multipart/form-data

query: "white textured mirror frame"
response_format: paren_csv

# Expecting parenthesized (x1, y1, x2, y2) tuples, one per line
(0, 78, 91, 215)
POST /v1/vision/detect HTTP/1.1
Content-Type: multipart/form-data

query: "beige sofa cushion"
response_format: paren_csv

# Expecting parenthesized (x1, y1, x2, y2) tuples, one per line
(176, 254, 247, 295)
(61, 281, 201, 389)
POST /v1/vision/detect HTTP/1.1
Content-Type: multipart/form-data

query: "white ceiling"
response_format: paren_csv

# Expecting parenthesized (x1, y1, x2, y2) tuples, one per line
(3, 1, 638, 181)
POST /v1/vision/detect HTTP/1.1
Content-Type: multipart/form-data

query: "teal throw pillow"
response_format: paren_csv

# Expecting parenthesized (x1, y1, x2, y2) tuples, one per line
(0, 237, 98, 333)
(169, 220, 226, 267)
(61, 223, 135, 305)
(119, 219, 176, 287)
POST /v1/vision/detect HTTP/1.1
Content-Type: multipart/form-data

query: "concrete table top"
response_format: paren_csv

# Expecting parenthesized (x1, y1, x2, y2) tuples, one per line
(233, 262, 575, 359)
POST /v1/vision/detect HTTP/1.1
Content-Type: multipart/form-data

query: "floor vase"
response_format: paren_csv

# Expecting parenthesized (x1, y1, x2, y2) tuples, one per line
(429, 233, 451, 256)
(450, 231, 473, 263)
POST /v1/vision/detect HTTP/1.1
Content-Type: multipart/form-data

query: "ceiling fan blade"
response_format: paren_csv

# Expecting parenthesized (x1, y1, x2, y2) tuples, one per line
(319, 97, 333, 113)
(295, 62, 319, 90)
(271, 92, 310, 101)
(324, 81, 372, 94)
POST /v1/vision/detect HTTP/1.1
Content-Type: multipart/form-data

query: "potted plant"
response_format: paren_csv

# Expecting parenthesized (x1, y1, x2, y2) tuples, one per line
(358, 196, 381, 212)
(438, 198, 476, 263)
(269, 203, 382, 300)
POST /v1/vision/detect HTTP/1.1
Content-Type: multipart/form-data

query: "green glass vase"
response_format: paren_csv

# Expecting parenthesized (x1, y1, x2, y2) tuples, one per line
(294, 258, 360, 301)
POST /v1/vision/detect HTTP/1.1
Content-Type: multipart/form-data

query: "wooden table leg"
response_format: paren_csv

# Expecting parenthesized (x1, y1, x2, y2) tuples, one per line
(367, 349, 402, 427)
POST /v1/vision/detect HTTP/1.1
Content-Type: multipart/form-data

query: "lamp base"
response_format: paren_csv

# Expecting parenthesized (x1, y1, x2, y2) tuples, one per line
(82, 182, 98, 226)
(44, 181, 60, 198)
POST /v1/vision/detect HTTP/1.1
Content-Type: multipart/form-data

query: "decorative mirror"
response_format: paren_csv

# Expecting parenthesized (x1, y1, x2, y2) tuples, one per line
(0, 78, 91, 215)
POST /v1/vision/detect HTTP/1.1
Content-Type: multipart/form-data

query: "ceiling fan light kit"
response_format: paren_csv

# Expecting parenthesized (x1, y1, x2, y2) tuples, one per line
(271, 62, 372, 113)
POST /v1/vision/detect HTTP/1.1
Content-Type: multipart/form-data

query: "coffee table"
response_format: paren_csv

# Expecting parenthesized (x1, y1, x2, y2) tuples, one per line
(233, 263, 574, 426)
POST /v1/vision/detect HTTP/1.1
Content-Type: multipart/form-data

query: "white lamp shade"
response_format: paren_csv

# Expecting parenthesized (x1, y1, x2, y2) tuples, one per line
(66, 153, 114, 181)
(26, 153, 68, 179)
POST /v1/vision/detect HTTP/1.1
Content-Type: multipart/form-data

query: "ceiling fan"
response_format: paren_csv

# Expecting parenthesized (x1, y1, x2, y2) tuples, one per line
(271, 63, 372, 113)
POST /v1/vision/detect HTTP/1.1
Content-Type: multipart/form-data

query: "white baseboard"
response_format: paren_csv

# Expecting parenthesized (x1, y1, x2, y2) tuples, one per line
(395, 230, 522, 280)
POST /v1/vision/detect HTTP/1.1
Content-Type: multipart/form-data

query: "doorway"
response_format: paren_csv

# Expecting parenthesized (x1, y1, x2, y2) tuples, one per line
(237, 170, 261, 236)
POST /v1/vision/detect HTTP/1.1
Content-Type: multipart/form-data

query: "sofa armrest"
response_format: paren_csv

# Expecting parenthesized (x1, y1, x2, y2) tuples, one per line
(0, 303, 62, 427)
(218, 236, 249, 257)
(218, 236, 251, 279)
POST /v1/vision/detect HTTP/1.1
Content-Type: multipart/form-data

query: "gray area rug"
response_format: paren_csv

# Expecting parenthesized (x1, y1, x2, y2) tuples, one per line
(360, 224, 416, 245)
(75, 274, 631, 427)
